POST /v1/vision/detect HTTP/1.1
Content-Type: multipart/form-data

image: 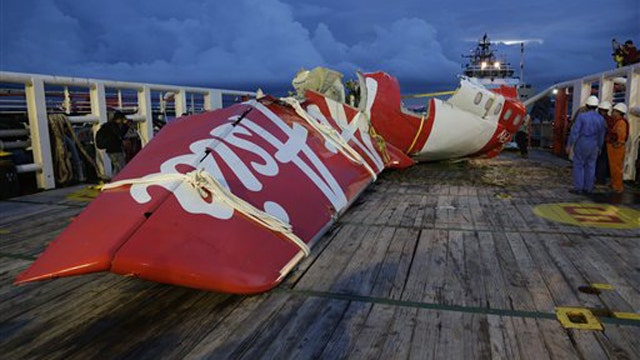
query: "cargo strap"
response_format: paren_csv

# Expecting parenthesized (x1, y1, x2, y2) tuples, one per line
(102, 169, 310, 256)
(406, 112, 426, 154)
(280, 97, 378, 180)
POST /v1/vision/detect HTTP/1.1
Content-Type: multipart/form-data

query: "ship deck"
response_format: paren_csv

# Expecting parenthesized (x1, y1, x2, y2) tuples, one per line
(1, 149, 639, 359)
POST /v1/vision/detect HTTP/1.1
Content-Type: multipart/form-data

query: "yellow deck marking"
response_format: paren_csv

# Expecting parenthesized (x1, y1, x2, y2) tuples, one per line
(0, 228, 10, 234)
(591, 283, 615, 290)
(66, 187, 101, 202)
(534, 203, 640, 229)
(555, 307, 603, 330)
(613, 312, 640, 321)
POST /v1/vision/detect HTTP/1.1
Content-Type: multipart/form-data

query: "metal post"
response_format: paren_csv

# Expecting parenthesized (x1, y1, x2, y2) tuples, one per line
(571, 80, 591, 118)
(25, 78, 55, 189)
(63, 86, 71, 114)
(598, 75, 614, 103)
(137, 86, 153, 145)
(174, 89, 187, 117)
(623, 67, 639, 181)
(553, 88, 569, 155)
(91, 82, 110, 178)
(204, 90, 223, 111)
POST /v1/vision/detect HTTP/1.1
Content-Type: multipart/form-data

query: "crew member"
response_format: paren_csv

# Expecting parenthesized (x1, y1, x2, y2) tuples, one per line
(515, 114, 530, 158)
(564, 95, 598, 158)
(566, 102, 606, 194)
(96, 111, 128, 176)
(606, 103, 629, 193)
(621, 40, 640, 66)
(595, 101, 612, 185)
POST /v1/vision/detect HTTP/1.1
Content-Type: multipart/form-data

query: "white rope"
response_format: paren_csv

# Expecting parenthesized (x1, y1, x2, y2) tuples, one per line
(102, 169, 310, 256)
(279, 97, 377, 180)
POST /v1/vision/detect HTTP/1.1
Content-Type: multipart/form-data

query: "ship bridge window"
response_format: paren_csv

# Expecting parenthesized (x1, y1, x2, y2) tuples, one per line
(474, 92, 483, 105)
(494, 102, 502, 115)
(512, 114, 522, 127)
(503, 108, 512, 121)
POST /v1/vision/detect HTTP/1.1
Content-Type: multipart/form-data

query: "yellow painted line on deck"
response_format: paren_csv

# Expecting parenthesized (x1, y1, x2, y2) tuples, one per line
(533, 203, 640, 229)
(591, 283, 615, 290)
(0, 228, 10, 234)
(613, 312, 640, 321)
(66, 187, 101, 202)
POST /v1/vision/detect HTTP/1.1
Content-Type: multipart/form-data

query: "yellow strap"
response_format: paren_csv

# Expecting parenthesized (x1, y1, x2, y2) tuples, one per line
(103, 169, 310, 256)
(401, 90, 456, 99)
(368, 125, 391, 163)
(280, 97, 377, 180)
(406, 112, 425, 154)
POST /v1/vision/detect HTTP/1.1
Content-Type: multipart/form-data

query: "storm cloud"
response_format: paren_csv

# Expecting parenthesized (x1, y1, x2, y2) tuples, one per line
(1, 0, 638, 93)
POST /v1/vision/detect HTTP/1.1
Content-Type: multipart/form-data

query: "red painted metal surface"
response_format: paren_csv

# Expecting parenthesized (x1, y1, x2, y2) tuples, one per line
(362, 72, 435, 155)
(471, 89, 527, 158)
(15, 95, 410, 294)
(553, 88, 569, 155)
(15, 70, 526, 294)
(359, 72, 526, 160)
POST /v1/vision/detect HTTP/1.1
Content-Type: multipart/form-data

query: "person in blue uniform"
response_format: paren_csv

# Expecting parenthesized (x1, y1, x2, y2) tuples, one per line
(566, 103, 606, 194)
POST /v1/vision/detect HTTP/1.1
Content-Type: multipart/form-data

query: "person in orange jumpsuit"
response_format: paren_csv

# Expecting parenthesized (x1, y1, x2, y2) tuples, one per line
(606, 103, 629, 193)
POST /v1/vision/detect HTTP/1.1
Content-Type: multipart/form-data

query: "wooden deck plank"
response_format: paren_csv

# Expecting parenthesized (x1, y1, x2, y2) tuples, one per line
(378, 306, 418, 360)
(183, 293, 290, 358)
(275, 298, 350, 360)
(504, 232, 556, 311)
(492, 231, 537, 311)
(318, 301, 374, 358)
(292, 224, 365, 292)
(441, 230, 468, 305)
(346, 303, 397, 359)
(371, 227, 419, 300)
(331, 226, 395, 296)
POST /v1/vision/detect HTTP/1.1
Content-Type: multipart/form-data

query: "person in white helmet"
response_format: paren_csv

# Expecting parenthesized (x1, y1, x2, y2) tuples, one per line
(595, 101, 613, 185)
(606, 103, 629, 193)
(573, 96, 598, 122)
(566, 95, 598, 144)
(566, 96, 606, 194)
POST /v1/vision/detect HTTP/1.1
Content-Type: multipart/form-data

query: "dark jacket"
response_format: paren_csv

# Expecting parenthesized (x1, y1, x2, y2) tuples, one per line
(96, 122, 125, 153)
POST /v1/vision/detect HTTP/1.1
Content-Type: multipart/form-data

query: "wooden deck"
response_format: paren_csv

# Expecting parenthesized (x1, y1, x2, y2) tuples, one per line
(1, 149, 639, 359)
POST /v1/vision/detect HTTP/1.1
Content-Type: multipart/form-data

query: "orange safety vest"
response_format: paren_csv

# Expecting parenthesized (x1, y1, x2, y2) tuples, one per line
(606, 117, 629, 145)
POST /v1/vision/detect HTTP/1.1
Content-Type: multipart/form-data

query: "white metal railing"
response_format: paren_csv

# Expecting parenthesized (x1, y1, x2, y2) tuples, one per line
(0, 71, 255, 189)
(524, 63, 640, 181)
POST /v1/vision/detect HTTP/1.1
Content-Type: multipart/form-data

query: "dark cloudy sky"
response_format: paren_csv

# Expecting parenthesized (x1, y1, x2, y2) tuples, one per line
(1, 0, 639, 94)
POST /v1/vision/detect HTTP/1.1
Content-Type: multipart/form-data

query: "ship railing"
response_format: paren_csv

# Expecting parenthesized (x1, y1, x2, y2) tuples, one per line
(0, 71, 255, 190)
(524, 63, 640, 181)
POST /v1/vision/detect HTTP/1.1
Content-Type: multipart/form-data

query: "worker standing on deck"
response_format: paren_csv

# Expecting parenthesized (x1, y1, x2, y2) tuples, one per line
(606, 103, 629, 193)
(595, 101, 613, 185)
(572, 96, 599, 125)
(515, 114, 530, 158)
(96, 111, 128, 177)
(566, 95, 598, 143)
(566, 102, 606, 194)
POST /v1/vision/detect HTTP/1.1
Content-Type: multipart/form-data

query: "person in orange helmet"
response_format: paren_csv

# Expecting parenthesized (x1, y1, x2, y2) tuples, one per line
(606, 103, 629, 193)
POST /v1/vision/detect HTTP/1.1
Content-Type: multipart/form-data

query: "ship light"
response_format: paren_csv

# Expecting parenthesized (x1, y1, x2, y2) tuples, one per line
(481, 62, 487, 70)
(552, 88, 558, 95)
(494, 61, 501, 69)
